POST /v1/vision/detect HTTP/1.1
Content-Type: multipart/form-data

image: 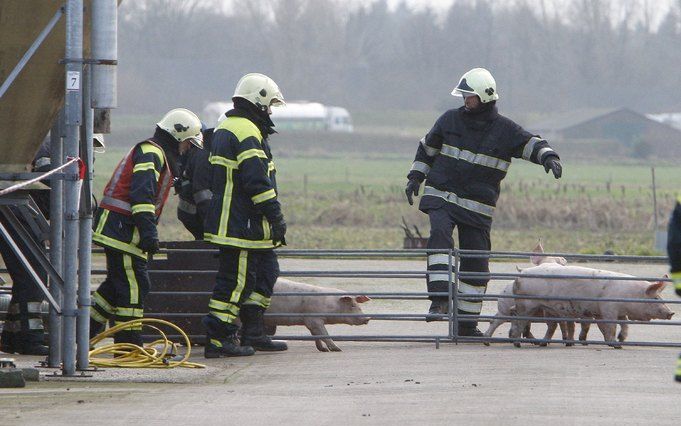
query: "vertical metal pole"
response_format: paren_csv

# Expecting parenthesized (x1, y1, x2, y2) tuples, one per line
(651, 167, 659, 230)
(92, 0, 118, 108)
(77, 66, 93, 370)
(62, 0, 83, 376)
(48, 110, 64, 368)
(447, 249, 453, 340)
(453, 249, 459, 342)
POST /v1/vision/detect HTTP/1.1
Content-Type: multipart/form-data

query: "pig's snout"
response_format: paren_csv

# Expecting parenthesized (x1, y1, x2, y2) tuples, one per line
(665, 311, 674, 320)
(348, 312, 370, 325)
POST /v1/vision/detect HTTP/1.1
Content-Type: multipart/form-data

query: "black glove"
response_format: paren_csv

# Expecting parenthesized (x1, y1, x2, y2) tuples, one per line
(133, 212, 159, 254)
(270, 218, 287, 246)
(138, 237, 159, 255)
(543, 156, 562, 179)
(405, 178, 421, 206)
(260, 200, 287, 246)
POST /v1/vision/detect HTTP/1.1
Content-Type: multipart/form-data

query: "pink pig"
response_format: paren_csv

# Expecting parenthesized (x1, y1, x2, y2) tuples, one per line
(484, 241, 570, 345)
(263, 278, 371, 352)
(510, 264, 673, 348)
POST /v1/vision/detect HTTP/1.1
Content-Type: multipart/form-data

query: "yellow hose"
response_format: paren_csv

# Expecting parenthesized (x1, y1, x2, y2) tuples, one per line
(88, 318, 205, 369)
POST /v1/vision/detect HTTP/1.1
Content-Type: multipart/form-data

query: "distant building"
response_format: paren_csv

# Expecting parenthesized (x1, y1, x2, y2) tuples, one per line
(529, 108, 681, 159)
(203, 101, 353, 133)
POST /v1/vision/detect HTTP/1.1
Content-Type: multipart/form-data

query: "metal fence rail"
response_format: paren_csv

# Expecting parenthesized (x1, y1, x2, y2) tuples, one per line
(144, 248, 680, 349)
(5, 247, 678, 349)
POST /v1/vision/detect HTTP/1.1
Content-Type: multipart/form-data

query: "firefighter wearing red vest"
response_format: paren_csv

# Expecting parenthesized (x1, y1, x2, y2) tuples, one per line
(89, 108, 203, 345)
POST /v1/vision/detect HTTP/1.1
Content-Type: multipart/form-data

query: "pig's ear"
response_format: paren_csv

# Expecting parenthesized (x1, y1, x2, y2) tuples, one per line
(530, 240, 545, 265)
(645, 281, 667, 296)
(533, 240, 545, 254)
(355, 295, 371, 303)
(340, 295, 353, 305)
(557, 257, 568, 266)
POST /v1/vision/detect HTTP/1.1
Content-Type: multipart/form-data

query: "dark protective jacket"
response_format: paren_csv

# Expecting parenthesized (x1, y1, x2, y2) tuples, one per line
(93, 130, 177, 259)
(408, 104, 559, 229)
(203, 100, 283, 249)
(176, 128, 214, 239)
(667, 200, 681, 296)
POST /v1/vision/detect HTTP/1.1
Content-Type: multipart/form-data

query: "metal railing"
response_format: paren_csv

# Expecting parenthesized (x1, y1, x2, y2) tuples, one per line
(6, 247, 676, 349)
(135, 248, 681, 348)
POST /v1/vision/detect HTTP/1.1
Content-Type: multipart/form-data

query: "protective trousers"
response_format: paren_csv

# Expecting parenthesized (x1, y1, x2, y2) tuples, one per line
(426, 207, 490, 325)
(0, 215, 46, 351)
(90, 248, 150, 342)
(204, 248, 278, 337)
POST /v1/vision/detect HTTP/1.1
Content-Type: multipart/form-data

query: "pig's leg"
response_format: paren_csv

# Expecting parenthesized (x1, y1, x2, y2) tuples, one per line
(579, 321, 591, 345)
(510, 317, 532, 348)
(557, 321, 575, 347)
(564, 321, 575, 347)
(305, 319, 341, 352)
(617, 317, 629, 342)
(596, 320, 620, 349)
(541, 321, 558, 347)
(510, 304, 538, 347)
(483, 315, 505, 346)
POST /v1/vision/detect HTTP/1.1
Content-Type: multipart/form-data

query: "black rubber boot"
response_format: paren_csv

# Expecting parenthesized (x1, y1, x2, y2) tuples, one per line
(113, 330, 144, 346)
(202, 316, 255, 358)
(204, 335, 256, 358)
(458, 322, 484, 337)
(15, 331, 49, 356)
(0, 329, 17, 354)
(425, 299, 448, 322)
(240, 305, 288, 352)
(90, 318, 106, 339)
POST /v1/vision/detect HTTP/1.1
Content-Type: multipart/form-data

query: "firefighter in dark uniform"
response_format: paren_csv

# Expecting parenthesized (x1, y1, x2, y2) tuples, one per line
(202, 73, 288, 357)
(0, 134, 104, 355)
(176, 125, 214, 239)
(666, 197, 681, 382)
(89, 108, 203, 345)
(405, 68, 563, 336)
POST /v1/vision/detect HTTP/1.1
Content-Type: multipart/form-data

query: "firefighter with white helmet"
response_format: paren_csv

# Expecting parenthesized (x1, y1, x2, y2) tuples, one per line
(202, 73, 288, 357)
(90, 108, 202, 346)
(405, 67, 563, 336)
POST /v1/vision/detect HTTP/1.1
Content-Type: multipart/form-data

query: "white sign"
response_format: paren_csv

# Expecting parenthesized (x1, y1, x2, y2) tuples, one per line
(66, 71, 80, 91)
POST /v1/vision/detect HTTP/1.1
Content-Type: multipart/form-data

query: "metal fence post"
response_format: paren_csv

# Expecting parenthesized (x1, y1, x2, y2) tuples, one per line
(48, 110, 64, 368)
(76, 65, 93, 371)
(61, 0, 83, 376)
(453, 248, 460, 341)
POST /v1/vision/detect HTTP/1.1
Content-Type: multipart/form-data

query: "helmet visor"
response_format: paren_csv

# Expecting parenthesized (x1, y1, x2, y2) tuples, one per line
(451, 77, 477, 97)
(184, 132, 204, 149)
(270, 91, 286, 107)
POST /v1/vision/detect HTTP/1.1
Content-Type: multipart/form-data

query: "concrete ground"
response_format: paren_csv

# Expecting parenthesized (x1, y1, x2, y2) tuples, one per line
(1, 259, 680, 425)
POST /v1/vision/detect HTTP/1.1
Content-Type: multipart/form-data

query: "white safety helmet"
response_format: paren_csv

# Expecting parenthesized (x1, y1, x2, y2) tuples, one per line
(156, 108, 204, 149)
(233, 73, 286, 112)
(451, 67, 499, 103)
